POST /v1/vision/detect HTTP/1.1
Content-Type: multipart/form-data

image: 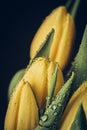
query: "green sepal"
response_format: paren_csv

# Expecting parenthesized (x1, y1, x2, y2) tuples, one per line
(8, 69, 25, 100)
(70, 103, 87, 130)
(68, 25, 87, 95)
(33, 28, 55, 59)
(46, 63, 59, 108)
(35, 72, 74, 130)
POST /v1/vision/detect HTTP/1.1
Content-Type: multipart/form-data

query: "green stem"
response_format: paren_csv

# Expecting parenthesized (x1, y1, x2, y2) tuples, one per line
(65, 0, 73, 9)
(46, 64, 58, 108)
(70, 0, 80, 18)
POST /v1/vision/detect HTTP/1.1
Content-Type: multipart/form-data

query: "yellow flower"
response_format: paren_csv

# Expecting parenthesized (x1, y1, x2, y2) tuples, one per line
(23, 57, 64, 108)
(30, 6, 75, 70)
(4, 80, 39, 130)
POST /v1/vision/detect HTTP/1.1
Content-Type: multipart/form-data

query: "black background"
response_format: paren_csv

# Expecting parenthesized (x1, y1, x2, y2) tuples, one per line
(1, 0, 87, 129)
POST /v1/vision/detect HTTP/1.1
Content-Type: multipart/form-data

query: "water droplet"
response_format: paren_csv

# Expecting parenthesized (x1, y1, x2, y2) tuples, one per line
(39, 62, 42, 66)
(52, 104, 57, 110)
(49, 105, 51, 108)
(62, 94, 66, 98)
(46, 96, 50, 100)
(58, 103, 62, 107)
(41, 115, 48, 122)
(54, 112, 57, 116)
(49, 104, 52, 109)
(57, 96, 62, 100)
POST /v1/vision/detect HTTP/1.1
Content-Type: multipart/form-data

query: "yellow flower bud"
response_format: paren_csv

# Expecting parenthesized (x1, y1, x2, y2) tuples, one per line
(59, 81, 87, 130)
(23, 57, 64, 108)
(4, 80, 39, 130)
(30, 6, 75, 70)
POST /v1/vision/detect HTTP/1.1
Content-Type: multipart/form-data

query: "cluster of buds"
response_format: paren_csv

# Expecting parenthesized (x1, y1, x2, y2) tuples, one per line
(4, 0, 87, 130)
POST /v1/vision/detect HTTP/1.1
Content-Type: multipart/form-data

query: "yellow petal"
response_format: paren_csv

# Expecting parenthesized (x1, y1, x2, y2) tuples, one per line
(55, 13, 75, 69)
(24, 57, 48, 108)
(17, 82, 39, 130)
(59, 81, 87, 130)
(30, 6, 75, 70)
(4, 80, 24, 130)
(4, 80, 39, 130)
(23, 57, 64, 108)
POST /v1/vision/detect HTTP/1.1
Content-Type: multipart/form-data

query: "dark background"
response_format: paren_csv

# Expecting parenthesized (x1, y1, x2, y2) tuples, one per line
(1, 0, 87, 129)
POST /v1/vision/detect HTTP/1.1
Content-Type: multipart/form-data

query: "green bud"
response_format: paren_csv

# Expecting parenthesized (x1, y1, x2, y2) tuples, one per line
(8, 69, 25, 100)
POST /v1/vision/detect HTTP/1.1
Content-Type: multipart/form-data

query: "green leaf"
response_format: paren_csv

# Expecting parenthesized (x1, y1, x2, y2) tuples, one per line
(68, 25, 87, 95)
(35, 72, 74, 130)
(70, 103, 86, 130)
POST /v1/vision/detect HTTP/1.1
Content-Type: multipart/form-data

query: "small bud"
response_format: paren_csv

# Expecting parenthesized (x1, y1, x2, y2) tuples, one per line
(23, 57, 64, 108)
(30, 6, 75, 70)
(4, 80, 39, 130)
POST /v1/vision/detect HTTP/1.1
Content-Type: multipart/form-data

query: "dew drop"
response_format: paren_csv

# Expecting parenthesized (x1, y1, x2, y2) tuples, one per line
(49, 105, 51, 108)
(49, 104, 52, 109)
(58, 103, 62, 107)
(41, 115, 48, 122)
(39, 62, 42, 66)
(62, 94, 66, 98)
(52, 104, 57, 110)
(46, 96, 50, 100)
(54, 112, 57, 116)
(57, 96, 62, 100)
